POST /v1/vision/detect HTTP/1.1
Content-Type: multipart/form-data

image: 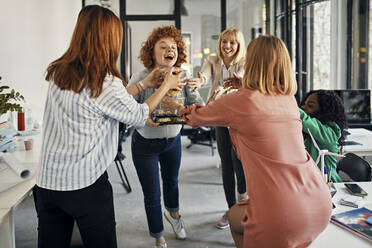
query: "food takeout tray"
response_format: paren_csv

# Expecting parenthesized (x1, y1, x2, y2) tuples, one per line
(152, 113, 186, 125)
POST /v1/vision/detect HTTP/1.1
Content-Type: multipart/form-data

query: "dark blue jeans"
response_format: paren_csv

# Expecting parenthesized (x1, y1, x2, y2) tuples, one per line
(131, 130, 181, 238)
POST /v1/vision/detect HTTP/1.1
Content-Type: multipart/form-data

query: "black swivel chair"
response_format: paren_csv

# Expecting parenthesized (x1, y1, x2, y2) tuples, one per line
(114, 123, 132, 193)
(336, 153, 372, 182)
(181, 126, 216, 156)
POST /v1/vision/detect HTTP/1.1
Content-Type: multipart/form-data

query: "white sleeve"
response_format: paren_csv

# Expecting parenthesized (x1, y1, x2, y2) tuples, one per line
(95, 77, 149, 128)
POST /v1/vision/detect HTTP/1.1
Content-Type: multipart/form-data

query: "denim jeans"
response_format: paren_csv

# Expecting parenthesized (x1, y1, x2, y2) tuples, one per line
(33, 172, 117, 248)
(215, 126, 246, 209)
(131, 130, 182, 238)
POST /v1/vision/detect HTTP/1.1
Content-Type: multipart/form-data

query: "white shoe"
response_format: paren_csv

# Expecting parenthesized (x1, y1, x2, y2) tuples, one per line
(164, 211, 187, 240)
(154, 242, 167, 248)
(216, 212, 230, 229)
(238, 192, 248, 201)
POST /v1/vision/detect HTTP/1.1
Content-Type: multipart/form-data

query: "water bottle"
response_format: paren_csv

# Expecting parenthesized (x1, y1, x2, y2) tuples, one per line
(25, 103, 33, 130)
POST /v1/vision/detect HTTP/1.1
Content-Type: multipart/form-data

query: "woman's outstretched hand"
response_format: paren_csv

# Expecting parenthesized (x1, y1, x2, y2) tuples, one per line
(222, 73, 242, 89)
(163, 67, 186, 90)
(187, 72, 204, 92)
(142, 67, 162, 89)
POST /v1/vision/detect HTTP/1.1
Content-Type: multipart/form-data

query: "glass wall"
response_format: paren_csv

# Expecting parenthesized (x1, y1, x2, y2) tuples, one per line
(370, 0, 372, 90)
(291, 0, 296, 71)
(126, 0, 173, 15)
(305, 1, 331, 90)
(313, 1, 331, 90)
(127, 21, 174, 77)
(226, 0, 264, 44)
(181, 0, 220, 78)
(181, 0, 220, 101)
(351, 0, 369, 89)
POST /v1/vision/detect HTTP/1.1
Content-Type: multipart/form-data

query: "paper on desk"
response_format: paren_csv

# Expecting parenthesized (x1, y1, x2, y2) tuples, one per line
(0, 153, 30, 179)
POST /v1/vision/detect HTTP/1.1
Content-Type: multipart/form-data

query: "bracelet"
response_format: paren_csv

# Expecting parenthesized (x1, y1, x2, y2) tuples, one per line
(138, 81, 146, 90)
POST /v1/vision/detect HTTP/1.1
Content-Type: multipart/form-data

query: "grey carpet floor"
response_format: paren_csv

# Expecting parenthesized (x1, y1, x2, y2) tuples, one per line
(15, 135, 236, 248)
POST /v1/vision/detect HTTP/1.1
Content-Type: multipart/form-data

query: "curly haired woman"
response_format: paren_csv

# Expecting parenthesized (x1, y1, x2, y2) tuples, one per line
(300, 90, 347, 182)
(128, 25, 204, 248)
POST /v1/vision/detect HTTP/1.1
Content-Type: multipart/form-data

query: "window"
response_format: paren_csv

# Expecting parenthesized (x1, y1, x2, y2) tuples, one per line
(226, 0, 264, 44)
(369, 0, 372, 89)
(350, 0, 369, 89)
(304, 1, 331, 90)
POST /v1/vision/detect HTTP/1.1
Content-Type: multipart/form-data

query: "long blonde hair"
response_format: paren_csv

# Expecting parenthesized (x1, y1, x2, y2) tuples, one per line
(242, 35, 297, 95)
(45, 5, 124, 98)
(217, 27, 245, 64)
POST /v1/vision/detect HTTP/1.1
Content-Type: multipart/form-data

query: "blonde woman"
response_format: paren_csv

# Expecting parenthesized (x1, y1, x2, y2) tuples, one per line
(188, 27, 247, 229)
(176, 35, 332, 247)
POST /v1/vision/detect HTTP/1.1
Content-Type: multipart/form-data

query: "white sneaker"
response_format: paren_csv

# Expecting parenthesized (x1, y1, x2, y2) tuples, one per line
(216, 212, 229, 229)
(164, 211, 187, 240)
(238, 192, 248, 201)
(154, 242, 167, 248)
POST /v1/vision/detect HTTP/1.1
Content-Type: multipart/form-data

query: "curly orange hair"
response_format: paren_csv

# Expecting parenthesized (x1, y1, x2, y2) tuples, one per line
(139, 25, 187, 70)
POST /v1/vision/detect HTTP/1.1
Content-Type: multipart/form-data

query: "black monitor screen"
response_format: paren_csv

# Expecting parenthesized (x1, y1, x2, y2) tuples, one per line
(334, 90, 371, 123)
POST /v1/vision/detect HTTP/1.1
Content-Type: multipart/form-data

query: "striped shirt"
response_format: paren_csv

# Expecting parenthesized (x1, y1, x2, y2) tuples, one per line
(37, 75, 149, 191)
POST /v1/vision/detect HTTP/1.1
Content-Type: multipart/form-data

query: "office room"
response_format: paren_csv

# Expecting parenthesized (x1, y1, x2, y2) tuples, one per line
(1, 0, 372, 247)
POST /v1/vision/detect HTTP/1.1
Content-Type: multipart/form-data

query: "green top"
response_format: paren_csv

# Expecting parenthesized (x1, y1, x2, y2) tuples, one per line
(299, 108, 343, 182)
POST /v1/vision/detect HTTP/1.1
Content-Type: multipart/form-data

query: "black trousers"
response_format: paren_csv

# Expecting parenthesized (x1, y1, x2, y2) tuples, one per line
(33, 172, 117, 248)
(215, 127, 246, 209)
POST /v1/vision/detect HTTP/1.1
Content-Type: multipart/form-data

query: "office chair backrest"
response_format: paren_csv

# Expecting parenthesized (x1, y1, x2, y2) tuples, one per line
(336, 153, 372, 181)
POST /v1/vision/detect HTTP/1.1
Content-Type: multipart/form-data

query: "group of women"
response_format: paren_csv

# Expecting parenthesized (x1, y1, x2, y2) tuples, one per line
(34, 5, 347, 248)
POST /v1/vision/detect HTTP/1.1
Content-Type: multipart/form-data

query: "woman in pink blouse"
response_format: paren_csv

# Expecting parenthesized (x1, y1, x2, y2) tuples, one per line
(176, 35, 332, 248)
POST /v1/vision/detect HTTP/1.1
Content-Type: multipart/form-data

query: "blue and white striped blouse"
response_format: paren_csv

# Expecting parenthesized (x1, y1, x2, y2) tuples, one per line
(37, 75, 149, 191)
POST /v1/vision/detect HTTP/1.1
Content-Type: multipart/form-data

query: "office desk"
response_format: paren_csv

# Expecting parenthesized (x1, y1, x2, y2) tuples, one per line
(310, 182, 372, 247)
(0, 135, 40, 248)
(342, 128, 372, 157)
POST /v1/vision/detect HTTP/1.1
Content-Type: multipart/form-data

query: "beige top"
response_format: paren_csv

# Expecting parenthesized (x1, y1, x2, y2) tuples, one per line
(181, 88, 332, 248)
(199, 55, 245, 101)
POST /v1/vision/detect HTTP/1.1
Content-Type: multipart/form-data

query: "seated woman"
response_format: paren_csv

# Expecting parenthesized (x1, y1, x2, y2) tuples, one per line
(170, 35, 332, 248)
(300, 90, 347, 182)
(128, 25, 204, 248)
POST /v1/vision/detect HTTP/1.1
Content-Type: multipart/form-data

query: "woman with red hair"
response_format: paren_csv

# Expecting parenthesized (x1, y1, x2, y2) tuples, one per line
(128, 25, 204, 248)
(34, 6, 182, 248)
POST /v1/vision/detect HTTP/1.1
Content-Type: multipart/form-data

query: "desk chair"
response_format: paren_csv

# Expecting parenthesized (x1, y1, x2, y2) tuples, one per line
(114, 123, 132, 193)
(181, 126, 216, 156)
(336, 153, 372, 181)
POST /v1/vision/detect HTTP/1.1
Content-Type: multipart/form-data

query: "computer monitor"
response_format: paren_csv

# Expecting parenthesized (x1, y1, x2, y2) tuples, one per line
(334, 89, 371, 124)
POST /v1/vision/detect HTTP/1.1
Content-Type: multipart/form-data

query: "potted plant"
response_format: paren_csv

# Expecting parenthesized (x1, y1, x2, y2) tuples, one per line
(0, 76, 24, 123)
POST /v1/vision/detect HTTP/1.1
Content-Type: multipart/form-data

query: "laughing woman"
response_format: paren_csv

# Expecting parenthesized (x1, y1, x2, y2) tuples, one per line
(187, 27, 248, 229)
(128, 25, 204, 248)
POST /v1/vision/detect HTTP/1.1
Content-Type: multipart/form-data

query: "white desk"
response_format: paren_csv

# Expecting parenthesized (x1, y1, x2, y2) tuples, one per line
(0, 135, 40, 248)
(342, 128, 372, 156)
(310, 182, 372, 247)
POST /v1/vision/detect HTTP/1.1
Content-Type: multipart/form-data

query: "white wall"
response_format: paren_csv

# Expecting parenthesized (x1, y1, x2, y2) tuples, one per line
(0, 0, 81, 123)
